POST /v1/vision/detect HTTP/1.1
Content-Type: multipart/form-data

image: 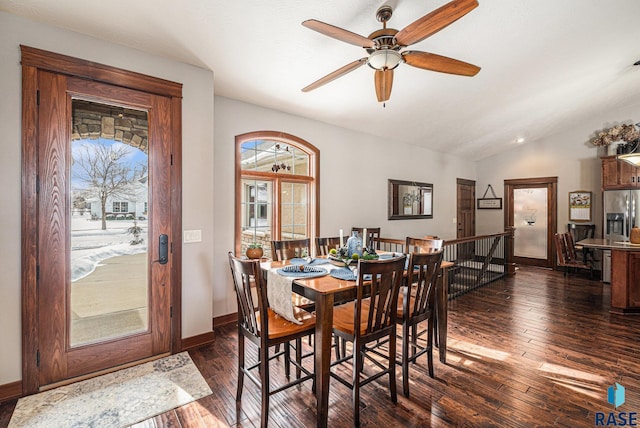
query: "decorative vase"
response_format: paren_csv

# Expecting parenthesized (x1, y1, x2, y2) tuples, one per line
(346, 231, 363, 258)
(608, 143, 620, 156)
(630, 227, 640, 244)
(246, 247, 263, 259)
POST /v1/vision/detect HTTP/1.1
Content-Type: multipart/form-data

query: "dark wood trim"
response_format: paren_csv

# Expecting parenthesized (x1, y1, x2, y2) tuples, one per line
(0, 381, 22, 403)
(170, 96, 183, 354)
(234, 131, 320, 255)
(504, 177, 558, 269)
(456, 178, 476, 186)
(181, 332, 215, 351)
(214, 312, 238, 328)
(20, 45, 182, 98)
(21, 63, 39, 396)
(20, 46, 183, 394)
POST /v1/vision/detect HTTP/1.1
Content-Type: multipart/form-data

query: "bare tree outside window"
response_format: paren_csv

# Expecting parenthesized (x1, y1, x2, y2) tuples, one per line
(72, 142, 146, 230)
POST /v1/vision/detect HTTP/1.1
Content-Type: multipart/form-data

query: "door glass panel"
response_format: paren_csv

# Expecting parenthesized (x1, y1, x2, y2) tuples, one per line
(281, 182, 308, 240)
(514, 187, 548, 259)
(70, 99, 149, 347)
(240, 178, 273, 258)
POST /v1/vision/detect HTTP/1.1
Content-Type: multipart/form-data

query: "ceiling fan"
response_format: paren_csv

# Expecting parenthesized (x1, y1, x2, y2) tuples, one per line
(301, 0, 481, 103)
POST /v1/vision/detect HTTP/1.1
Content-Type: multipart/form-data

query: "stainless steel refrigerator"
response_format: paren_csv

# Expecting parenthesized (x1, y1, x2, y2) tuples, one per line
(602, 189, 640, 282)
(603, 189, 640, 242)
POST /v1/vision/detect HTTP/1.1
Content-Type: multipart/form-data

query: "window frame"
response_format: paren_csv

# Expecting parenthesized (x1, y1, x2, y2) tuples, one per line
(235, 131, 319, 256)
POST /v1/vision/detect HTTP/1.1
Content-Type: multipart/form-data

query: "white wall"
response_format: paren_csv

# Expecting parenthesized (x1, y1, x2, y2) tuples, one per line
(476, 102, 640, 237)
(0, 12, 214, 385)
(213, 96, 477, 317)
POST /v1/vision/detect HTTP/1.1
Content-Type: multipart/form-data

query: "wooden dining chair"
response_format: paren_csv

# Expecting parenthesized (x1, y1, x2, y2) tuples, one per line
(405, 236, 444, 254)
(555, 232, 593, 278)
(228, 252, 316, 428)
(405, 236, 445, 347)
(315, 236, 342, 255)
(567, 223, 596, 263)
(330, 256, 406, 427)
(396, 250, 443, 397)
(351, 227, 381, 250)
(271, 238, 312, 261)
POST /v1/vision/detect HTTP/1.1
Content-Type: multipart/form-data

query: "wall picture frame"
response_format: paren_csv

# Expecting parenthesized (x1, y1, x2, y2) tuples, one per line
(569, 190, 592, 222)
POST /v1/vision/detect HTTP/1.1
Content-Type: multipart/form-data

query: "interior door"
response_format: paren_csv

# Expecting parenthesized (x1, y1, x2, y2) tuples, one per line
(504, 177, 558, 268)
(35, 72, 173, 387)
(457, 179, 476, 239)
(457, 179, 476, 259)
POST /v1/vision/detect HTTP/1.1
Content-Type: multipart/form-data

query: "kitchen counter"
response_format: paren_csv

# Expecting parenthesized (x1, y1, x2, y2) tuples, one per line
(578, 238, 640, 314)
(577, 238, 640, 251)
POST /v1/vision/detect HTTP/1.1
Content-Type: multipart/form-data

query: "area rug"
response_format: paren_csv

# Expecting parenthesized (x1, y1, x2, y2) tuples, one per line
(8, 352, 213, 428)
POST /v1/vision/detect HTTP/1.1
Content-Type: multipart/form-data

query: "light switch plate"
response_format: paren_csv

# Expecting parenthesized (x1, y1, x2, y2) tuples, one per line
(183, 229, 202, 243)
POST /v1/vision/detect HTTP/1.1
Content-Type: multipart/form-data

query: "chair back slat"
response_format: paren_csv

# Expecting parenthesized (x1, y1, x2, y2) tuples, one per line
(405, 251, 443, 319)
(316, 236, 341, 256)
(554, 233, 571, 264)
(228, 252, 265, 337)
(355, 256, 406, 337)
(271, 238, 311, 261)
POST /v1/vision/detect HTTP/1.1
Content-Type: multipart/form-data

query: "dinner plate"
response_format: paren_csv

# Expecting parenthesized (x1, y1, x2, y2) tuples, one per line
(277, 265, 328, 278)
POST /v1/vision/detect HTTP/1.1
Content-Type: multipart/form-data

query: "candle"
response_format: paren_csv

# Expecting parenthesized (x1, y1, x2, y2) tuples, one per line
(362, 228, 367, 248)
(339, 229, 344, 247)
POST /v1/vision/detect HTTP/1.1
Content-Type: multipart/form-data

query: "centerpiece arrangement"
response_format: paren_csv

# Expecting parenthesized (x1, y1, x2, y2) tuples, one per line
(327, 230, 378, 267)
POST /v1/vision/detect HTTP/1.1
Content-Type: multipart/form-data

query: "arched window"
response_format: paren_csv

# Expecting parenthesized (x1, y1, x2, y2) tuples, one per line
(235, 131, 319, 258)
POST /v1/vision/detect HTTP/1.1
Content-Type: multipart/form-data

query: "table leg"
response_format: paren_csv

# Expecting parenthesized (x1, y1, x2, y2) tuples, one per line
(314, 293, 334, 428)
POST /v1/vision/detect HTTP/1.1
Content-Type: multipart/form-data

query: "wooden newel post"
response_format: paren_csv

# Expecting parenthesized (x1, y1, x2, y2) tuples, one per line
(505, 226, 516, 276)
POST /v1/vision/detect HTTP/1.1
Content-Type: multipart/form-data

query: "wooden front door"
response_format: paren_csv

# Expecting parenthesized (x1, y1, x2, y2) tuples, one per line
(21, 47, 182, 392)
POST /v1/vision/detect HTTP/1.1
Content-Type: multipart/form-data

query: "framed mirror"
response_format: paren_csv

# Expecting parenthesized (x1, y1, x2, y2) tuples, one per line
(388, 179, 433, 220)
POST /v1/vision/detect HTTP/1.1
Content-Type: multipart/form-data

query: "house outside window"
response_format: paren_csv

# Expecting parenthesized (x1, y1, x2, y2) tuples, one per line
(236, 131, 319, 258)
(113, 201, 128, 213)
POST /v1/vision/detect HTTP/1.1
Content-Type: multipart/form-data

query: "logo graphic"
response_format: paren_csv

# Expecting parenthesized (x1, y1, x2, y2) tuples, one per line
(608, 383, 626, 409)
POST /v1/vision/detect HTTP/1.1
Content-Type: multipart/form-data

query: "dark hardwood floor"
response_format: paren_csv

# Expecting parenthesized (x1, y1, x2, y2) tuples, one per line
(2, 266, 639, 427)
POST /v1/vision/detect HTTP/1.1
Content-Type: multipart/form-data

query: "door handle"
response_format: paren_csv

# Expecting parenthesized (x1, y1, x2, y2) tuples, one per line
(159, 234, 168, 264)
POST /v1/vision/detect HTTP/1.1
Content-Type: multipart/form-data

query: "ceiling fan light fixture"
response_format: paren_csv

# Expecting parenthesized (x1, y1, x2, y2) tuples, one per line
(368, 49, 402, 70)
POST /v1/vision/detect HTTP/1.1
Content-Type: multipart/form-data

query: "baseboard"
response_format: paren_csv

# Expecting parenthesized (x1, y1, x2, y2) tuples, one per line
(181, 331, 215, 351)
(0, 380, 22, 403)
(213, 312, 236, 328)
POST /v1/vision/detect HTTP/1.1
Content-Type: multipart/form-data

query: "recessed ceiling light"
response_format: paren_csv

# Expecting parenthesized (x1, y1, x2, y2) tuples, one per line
(516, 137, 525, 144)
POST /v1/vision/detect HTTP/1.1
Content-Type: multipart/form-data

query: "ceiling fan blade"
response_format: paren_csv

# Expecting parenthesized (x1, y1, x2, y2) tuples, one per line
(302, 58, 368, 92)
(374, 69, 394, 103)
(403, 51, 480, 76)
(395, 0, 478, 47)
(303, 19, 375, 48)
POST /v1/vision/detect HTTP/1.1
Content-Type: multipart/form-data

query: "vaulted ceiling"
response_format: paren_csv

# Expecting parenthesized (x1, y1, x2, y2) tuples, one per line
(2, 0, 640, 160)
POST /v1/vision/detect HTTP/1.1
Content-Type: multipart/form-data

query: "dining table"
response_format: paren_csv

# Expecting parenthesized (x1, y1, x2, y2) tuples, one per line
(262, 256, 452, 428)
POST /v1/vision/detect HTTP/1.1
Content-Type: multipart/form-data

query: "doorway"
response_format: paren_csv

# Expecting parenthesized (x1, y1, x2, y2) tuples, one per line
(21, 46, 183, 393)
(504, 177, 558, 268)
(457, 179, 476, 258)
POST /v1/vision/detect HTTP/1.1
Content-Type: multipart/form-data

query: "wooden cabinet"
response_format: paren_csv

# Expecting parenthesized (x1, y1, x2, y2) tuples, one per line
(602, 156, 640, 190)
(610, 250, 640, 312)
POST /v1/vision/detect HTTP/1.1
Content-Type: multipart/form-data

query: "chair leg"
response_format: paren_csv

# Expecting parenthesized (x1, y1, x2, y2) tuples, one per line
(334, 335, 341, 359)
(295, 338, 302, 380)
(353, 339, 362, 427)
(237, 332, 245, 403)
(284, 341, 291, 379)
(260, 345, 270, 428)
(402, 322, 410, 397)
(426, 317, 435, 378)
(388, 334, 397, 404)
